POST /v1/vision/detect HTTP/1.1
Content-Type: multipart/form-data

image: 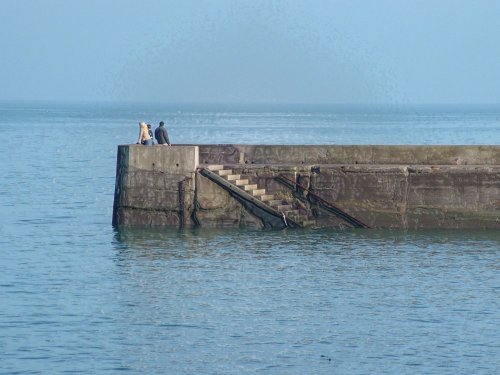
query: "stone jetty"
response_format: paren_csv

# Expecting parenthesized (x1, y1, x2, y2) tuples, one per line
(113, 145, 500, 229)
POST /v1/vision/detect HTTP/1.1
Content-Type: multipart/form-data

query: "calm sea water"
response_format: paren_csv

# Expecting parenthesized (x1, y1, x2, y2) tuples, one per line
(0, 101, 499, 374)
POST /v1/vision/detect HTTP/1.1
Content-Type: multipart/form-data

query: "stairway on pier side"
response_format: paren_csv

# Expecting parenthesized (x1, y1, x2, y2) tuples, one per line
(206, 165, 315, 228)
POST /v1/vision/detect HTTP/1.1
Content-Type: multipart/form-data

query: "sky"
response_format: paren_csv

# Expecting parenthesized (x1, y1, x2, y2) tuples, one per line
(1, 0, 500, 105)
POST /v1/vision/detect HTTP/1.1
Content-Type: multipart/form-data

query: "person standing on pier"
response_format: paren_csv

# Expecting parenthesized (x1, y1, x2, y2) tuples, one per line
(154, 121, 171, 146)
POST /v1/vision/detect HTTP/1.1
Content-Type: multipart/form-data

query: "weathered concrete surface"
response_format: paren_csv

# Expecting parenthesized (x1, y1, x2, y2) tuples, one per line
(113, 145, 500, 229)
(288, 164, 500, 229)
(194, 173, 262, 228)
(198, 145, 500, 165)
(112, 145, 199, 227)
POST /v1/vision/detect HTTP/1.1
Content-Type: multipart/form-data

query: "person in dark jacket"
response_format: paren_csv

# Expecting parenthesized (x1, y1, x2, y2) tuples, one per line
(154, 121, 171, 145)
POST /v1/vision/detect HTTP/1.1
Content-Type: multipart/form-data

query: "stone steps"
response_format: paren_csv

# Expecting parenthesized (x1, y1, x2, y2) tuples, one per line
(285, 211, 301, 220)
(206, 165, 224, 171)
(268, 199, 284, 207)
(260, 194, 274, 202)
(209, 166, 315, 228)
(244, 184, 258, 191)
(235, 179, 249, 186)
(302, 220, 316, 227)
(251, 189, 266, 196)
(218, 169, 233, 176)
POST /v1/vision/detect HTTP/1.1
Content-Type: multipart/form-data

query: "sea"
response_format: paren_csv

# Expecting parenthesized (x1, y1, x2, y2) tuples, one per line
(0, 101, 499, 374)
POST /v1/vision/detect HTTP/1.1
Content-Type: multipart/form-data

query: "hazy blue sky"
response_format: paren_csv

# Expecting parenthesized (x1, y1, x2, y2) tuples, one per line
(1, 0, 500, 104)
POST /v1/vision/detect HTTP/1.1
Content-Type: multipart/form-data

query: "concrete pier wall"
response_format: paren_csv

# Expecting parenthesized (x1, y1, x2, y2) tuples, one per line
(113, 145, 500, 229)
(112, 145, 199, 227)
(198, 144, 500, 165)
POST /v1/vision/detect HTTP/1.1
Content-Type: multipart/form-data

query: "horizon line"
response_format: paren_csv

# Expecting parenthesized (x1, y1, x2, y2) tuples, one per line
(1, 99, 500, 107)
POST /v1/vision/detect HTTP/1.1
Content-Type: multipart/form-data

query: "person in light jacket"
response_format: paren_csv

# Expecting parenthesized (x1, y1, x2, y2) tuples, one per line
(136, 122, 153, 145)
